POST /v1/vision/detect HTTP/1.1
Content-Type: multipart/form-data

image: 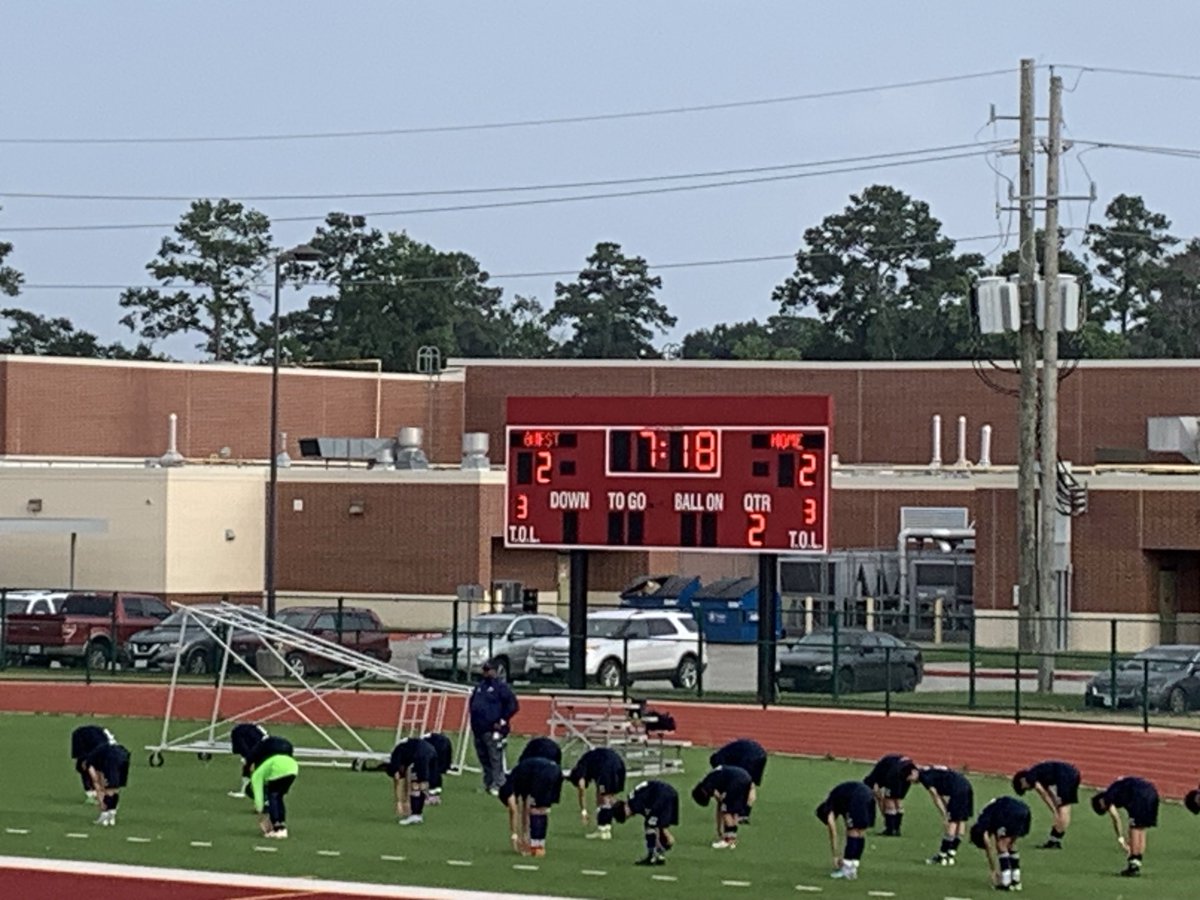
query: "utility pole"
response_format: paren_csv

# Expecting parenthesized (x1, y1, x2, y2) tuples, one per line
(1037, 73, 1064, 693)
(1016, 58, 1039, 655)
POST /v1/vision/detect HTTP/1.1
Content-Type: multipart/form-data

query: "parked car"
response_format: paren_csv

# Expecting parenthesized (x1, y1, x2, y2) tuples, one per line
(5, 592, 172, 668)
(776, 628, 924, 694)
(1084, 644, 1200, 713)
(528, 609, 706, 690)
(417, 613, 567, 682)
(273, 606, 392, 677)
(127, 605, 257, 675)
(3, 590, 68, 617)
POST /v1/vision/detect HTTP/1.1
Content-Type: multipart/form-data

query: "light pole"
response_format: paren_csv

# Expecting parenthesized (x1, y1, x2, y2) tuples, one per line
(266, 243, 323, 618)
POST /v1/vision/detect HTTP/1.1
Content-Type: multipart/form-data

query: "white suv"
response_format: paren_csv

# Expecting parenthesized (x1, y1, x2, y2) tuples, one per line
(528, 609, 706, 690)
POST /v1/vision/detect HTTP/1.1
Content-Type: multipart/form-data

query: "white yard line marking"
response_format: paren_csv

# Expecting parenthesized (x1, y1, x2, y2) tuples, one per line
(944, 897, 974, 900)
(4, 829, 29, 835)
(65, 833, 88, 839)
(446, 859, 473, 867)
(722, 881, 752, 887)
(651, 874, 678, 882)
(794, 888, 823, 894)
(867, 893, 896, 898)
(380, 855, 406, 862)
(581, 869, 607, 876)
(125, 837, 152, 844)
(253, 845, 278, 853)
(317, 850, 341, 857)
(189, 841, 212, 848)
(513, 864, 539, 871)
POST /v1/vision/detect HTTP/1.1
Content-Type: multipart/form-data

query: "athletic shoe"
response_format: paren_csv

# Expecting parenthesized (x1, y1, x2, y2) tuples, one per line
(829, 866, 857, 880)
(1119, 866, 1140, 878)
(267, 828, 288, 839)
(635, 856, 656, 866)
(529, 847, 546, 858)
(1010, 883, 1022, 892)
(227, 791, 246, 799)
(1037, 840, 1062, 850)
(926, 853, 946, 865)
(425, 794, 442, 806)
(488, 787, 500, 797)
(398, 815, 424, 826)
(711, 839, 736, 850)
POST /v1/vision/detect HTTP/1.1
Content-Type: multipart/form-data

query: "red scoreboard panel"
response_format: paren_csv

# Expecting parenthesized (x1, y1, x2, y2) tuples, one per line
(504, 395, 832, 554)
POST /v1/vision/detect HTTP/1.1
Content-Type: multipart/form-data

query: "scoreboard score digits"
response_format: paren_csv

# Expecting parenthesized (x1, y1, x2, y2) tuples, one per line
(504, 395, 832, 553)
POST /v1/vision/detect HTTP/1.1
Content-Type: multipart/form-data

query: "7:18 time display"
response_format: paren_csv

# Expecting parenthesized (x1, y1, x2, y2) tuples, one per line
(607, 427, 721, 476)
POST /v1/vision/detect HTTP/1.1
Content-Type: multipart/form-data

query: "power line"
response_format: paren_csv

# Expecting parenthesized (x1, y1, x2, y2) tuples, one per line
(1052, 63, 1200, 84)
(15, 233, 1008, 291)
(0, 141, 1008, 203)
(0, 69, 1016, 146)
(0, 149, 995, 234)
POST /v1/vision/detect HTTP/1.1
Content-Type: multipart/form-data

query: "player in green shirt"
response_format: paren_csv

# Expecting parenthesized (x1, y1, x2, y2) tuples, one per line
(251, 753, 299, 839)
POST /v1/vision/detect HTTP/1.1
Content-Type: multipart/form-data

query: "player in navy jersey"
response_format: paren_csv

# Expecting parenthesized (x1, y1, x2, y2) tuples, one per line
(70, 724, 117, 802)
(709, 739, 767, 822)
(864, 753, 917, 836)
(421, 731, 453, 805)
(692, 765, 755, 849)
(816, 781, 876, 881)
(519, 736, 563, 766)
(385, 737, 439, 825)
(970, 796, 1031, 892)
(1012, 760, 1081, 848)
(1091, 776, 1159, 877)
(83, 740, 131, 827)
(229, 723, 269, 797)
(567, 747, 626, 840)
(911, 765, 974, 866)
(613, 779, 679, 866)
(498, 755, 563, 857)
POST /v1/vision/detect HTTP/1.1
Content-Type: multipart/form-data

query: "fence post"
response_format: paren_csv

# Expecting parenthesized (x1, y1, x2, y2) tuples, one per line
(865, 596, 875, 632)
(1109, 619, 1118, 712)
(884, 644, 892, 716)
(804, 596, 814, 635)
(0, 588, 7, 671)
(451, 598, 461, 683)
(934, 597, 944, 645)
(109, 591, 118, 673)
(336, 597, 345, 645)
(967, 615, 977, 710)
(1014, 650, 1022, 724)
(831, 609, 841, 704)
(622, 636, 630, 703)
(696, 618, 705, 699)
(1142, 657, 1150, 734)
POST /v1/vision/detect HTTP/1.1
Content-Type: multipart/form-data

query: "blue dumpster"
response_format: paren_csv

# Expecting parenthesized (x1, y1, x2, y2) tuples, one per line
(619, 574, 701, 612)
(694, 577, 783, 644)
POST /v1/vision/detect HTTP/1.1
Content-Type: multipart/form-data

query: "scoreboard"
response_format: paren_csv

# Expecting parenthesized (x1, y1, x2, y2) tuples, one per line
(504, 395, 832, 553)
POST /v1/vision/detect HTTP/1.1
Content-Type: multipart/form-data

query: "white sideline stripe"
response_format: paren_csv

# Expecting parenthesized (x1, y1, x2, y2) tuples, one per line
(651, 874, 678, 882)
(4, 829, 29, 835)
(868, 893, 896, 898)
(795, 887, 823, 893)
(0, 854, 584, 900)
(581, 869, 607, 876)
(125, 837, 152, 844)
(380, 855, 407, 862)
(189, 841, 212, 848)
(447, 859, 473, 866)
(945, 896, 974, 900)
(65, 833, 88, 839)
(318, 850, 342, 857)
(722, 881, 751, 887)
(253, 846, 277, 853)
(513, 864, 539, 871)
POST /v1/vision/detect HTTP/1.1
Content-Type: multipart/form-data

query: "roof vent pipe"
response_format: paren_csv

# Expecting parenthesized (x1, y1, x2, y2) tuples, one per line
(394, 426, 430, 470)
(930, 415, 943, 469)
(956, 415, 969, 467)
(979, 425, 993, 468)
(276, 431, 292, 468)
(160, 413, 185, 467)
(461, 432, 491, 470)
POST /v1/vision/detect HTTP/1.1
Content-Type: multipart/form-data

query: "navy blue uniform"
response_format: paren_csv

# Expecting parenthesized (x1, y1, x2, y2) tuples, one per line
(1098, 777, 1159, 829)
(519, 737, 563, 766)
(710, 739, 767, 786)
(694, 765, 753, 816)
(230, 723, 269, 760)
(387, 738, 439, 783)
(864, 754, 914, 799)
(499, 757, 563, 809)
(569, 748, 627, 794)
(85, 742, 131, 789)
(248, 736, 294, 767)
(71, 725, 116, 789)
(970, 797, 1031, 848)
(1025, 760, 1081, 805)
(919, 767, 975, 822)
(423, 732, 453, 779)
(628, 779, 680, 828)
(817, 781, 877, 831)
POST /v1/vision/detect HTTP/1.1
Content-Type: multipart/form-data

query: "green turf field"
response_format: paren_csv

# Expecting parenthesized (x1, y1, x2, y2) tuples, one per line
(0, 712, 1196, 899)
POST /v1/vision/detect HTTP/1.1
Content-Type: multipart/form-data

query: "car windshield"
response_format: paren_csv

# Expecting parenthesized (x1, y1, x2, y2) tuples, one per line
(277, 611, 313, 628)
(1120, 650, 1193, 673)
(791, 632, 859, 648)
(586, 618, 630, 639)
(457, 618, 511, 637)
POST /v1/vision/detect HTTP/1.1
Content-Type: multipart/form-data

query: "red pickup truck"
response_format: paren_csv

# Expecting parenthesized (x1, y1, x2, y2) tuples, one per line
(5, 592, 172, 669)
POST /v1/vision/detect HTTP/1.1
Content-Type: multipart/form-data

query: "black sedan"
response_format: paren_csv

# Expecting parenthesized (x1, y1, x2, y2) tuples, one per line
(1084, 644, 1200, 713)
(776, 628, 924, 694)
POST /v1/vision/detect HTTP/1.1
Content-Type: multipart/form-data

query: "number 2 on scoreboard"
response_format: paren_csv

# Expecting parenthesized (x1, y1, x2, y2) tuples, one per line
(796, 451, 819, 487)
(747, 512, 766, 547)
(535, 450, 553, 484)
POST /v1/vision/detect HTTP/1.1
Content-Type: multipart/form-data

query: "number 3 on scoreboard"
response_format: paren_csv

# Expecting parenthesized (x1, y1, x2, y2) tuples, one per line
(747, 512, 766, 547)
(515, 493, 529, 521)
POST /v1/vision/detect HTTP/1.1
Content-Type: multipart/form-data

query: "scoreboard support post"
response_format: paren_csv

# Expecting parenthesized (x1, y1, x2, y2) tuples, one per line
(568, 549, 589, 690)
(756, 553, 779, 707)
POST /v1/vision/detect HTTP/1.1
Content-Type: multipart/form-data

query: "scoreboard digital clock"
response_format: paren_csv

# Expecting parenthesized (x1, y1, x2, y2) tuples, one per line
(504, 395, 832, 553)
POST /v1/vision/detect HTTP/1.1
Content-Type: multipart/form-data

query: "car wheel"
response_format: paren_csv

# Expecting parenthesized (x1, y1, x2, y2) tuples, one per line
(835, 667, 855, 694)
(1168, 687, 1189, 715)
(671, 654, 699, 690)
(285, 652, 307, 678)
(896, 666, 919, 693)
(597, 658, 624, 689)
(85, 641, 111, 671)
(185, 649, 210, 676)
(491, 656, 511, 682)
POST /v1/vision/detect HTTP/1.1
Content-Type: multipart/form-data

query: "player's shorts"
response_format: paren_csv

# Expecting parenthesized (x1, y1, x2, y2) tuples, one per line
(98, 747, 131, 789)
(844, 792, 877, 831)
(994, 806, 1032, 840)
(1052, 772, 1080, 806)
(1127, 795, 1159, 829)
(945, 786, 975, 823)
(594, 763, 627, 796)
(408, 754, 435, 785)
(645, 795, 680, 829)
(721, 784, 753, 817)
(744, 755, 767, 787)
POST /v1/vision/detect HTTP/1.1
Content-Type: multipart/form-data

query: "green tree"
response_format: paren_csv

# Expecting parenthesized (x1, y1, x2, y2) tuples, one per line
(1085, 194, 1176, 335)
(1130, 239, 1200, 357)
(680, 315, 832, 359)
(1, 207, 24, 297)
(119, 199, 274, 361)
(495, 295, 559, 358)
(0, 308, 161, 359)
(772, 185, 983, 360)
(282, 213, 507, 371)
(546, 242, 675, 358)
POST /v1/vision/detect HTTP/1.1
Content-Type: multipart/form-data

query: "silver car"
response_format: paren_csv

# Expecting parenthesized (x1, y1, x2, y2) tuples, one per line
(417, 613, 567, 682)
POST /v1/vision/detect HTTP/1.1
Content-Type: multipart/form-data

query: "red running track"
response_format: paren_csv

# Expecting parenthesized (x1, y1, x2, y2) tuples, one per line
(3, 680, 1199, 798)
(9, 869, 365, 900)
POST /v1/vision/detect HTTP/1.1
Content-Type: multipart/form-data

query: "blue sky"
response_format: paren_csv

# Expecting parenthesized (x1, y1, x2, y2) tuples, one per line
(4, 2, 1200, 359)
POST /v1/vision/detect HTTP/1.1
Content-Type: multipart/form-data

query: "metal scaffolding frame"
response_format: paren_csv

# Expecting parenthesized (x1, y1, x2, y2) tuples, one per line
(145, 603, 473, 774)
